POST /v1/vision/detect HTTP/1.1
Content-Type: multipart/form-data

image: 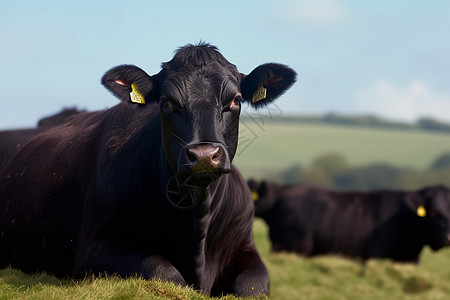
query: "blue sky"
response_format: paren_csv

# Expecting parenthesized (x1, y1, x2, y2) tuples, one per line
(1, 0, 449, 129)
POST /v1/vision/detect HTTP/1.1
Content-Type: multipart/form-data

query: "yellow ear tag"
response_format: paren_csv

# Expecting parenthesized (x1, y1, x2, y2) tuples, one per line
(130, 83, 145, 104)
(251, 84, 267, 103)
(417, 205, 427, 217)
(251, 190, 260, 202)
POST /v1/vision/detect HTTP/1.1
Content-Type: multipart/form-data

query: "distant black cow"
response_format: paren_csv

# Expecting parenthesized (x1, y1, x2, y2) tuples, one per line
(0, 108, 82, 170)
(0, 43, 296, 297)
(249, 180, 450, 262)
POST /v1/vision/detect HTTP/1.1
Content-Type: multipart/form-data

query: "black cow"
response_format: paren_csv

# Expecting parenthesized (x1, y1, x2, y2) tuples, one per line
(0, 108, 82, 170)
(0, 43, 296, 297)
(249, 180, 450, 262)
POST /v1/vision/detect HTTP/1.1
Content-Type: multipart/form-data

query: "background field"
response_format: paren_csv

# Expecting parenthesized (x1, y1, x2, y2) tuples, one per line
(233, 119, 450, 180)
(1, 119, 450, 299)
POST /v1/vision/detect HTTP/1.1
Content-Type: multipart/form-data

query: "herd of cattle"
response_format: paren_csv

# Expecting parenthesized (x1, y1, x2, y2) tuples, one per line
(0, 43, 449, 297)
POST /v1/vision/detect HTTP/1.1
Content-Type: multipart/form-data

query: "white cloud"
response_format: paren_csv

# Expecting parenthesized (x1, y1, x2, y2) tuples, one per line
(354, 80, 450, 123)
(278, 0, 351, 27)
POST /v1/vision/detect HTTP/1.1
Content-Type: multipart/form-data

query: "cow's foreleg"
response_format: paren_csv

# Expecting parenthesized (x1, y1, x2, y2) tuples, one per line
(230, 246, 270, 297)
(74, 250, 186, 286)
(140, 255, 186, 285)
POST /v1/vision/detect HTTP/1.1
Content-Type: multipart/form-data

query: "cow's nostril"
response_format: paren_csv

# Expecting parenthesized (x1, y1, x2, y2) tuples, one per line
(178, 143, 231, 175)
(186, 149, 198, 163)
(211, 147, 221, 162)
(185, 145, 224, 171)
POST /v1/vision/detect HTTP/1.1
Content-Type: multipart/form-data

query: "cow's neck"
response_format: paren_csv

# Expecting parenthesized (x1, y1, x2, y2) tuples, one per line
(157, 150, 225, 291)
(160, 176, 217, 291)
(182, 184, 218, 291)
(190, 177, 232, 292)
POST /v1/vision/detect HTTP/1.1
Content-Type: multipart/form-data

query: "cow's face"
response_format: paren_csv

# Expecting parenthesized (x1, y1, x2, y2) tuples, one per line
(102, 44, 296, 188)
(419, 186, 450, 250)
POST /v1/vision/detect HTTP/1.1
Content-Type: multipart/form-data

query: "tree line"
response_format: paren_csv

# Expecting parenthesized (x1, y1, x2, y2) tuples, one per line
(250, 113, 450, 134)
(277, 152, 450, 191)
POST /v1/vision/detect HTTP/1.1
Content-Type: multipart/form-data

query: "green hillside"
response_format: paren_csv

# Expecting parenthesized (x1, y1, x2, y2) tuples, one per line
(234, 120, 450, 180)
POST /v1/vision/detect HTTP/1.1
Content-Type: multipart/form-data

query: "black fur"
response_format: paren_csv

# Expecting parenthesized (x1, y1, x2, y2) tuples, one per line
(0, 44, 296, 297)
(0, 108, 83, 170)
(249, 180, 450, 262)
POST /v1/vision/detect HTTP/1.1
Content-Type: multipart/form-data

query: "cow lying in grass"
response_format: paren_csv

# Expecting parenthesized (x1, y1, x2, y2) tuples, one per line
(0, 43, 296, 297)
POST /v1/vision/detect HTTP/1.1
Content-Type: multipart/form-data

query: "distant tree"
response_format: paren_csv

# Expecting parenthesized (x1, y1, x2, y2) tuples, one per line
(297, 167, 334, 188)
(280, 165, 333, 188)
(430, 152, 450, 171)
(320, 113, 413, 129)
(280, 165, 303, 184)
(417, 118, 450, 132)
(277, 152, 450, 192)
(312, 153, 350, 178)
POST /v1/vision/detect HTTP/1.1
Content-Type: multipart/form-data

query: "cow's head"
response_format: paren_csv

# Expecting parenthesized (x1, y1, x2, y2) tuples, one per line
(417, 185, 450, 250)
(248, 179, 279, 217)
(102, 43, 296, 188)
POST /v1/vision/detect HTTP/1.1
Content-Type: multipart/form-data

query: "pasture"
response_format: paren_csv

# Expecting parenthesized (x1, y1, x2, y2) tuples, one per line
(2, 120, 450, 299)
(233, 119, 450, 179)
(2, 219, 450, 299)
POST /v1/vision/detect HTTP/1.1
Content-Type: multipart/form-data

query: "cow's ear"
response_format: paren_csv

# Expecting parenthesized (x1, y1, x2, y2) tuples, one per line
(405, 193, 427, 217)
(101, 65, 155, 104)
(241, 63, 297, 109)
(247, 179, 261, 202)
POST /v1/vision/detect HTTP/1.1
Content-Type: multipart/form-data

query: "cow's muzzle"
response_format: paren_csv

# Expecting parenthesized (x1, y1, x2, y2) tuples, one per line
(177, 142, 231, 187)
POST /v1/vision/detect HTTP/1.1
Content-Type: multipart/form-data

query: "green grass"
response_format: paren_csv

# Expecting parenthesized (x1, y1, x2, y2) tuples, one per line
(0, 269, 258, 300)
(2, 220, 450, 299)
(234, 121, 450, 179)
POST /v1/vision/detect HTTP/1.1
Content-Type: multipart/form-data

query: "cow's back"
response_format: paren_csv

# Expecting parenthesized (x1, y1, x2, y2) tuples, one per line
(321, 192, 403, 257)
(270, 186, 408, 257)
(0, 129, 41, 170)
(0, 108, 83, 170)
(0, 110, 105, 275)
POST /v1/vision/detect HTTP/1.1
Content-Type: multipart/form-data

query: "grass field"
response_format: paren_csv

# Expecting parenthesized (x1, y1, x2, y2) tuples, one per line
(233, 121, 450, 179)
(2, 219, 450, 299)
(2, 121, 450, 299)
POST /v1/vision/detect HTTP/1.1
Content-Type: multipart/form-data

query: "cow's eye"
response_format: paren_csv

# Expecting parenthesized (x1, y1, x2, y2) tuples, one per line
(229, 93, 242, 110)
(161, 98, 174, 112)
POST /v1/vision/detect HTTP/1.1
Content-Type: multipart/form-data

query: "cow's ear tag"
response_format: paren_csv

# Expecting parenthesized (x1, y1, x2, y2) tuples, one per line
(417, 205, 427, 217)
(130, 83, 145, 104)
(251, 190, 260, 202)
(252, 84, 267, 103)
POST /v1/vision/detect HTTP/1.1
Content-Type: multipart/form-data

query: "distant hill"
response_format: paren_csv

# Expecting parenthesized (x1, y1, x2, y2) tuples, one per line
(242, 113, 450, 134)
(234, 115, 450, 180)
